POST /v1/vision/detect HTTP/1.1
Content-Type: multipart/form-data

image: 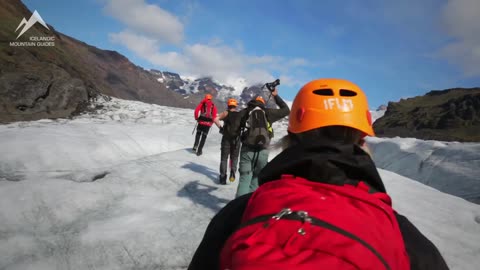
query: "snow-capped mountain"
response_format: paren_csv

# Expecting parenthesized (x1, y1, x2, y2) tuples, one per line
(149, 69, 272, 108)
(151, 69, 236, 96)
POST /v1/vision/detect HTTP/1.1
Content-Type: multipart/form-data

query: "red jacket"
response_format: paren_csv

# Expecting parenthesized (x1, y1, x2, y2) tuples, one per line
(194, 99, 217, 127)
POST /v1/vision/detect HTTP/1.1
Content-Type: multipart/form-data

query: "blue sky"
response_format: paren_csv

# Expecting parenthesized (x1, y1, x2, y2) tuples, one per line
(21, 0, 480, 108)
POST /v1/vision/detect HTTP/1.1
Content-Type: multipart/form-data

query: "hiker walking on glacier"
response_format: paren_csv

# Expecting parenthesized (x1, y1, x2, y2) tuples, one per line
(235, 87, 289, 197)
(214, 98, 243, 184)
(193, 94, 218, 156)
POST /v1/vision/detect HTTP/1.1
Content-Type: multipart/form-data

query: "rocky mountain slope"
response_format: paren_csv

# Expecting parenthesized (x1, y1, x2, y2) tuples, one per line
(374, 88, 480, 142)
(0, 0, 193, 123)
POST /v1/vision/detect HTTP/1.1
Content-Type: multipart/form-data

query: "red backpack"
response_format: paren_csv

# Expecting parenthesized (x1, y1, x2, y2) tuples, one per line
(220, 175, 410, 270)
(199, 100, 215, 121)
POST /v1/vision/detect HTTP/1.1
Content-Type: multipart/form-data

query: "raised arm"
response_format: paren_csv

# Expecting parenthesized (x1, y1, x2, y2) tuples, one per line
(266, 88, 290, 123)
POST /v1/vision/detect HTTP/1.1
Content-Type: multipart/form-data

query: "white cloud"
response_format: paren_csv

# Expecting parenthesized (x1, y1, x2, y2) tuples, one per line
(109, 30, 190, 71)
(346, 0, 480, 77)
(109, 30, 309, 87)
(105, 1, 311, 89)
(247, 55, 282, 66)
(278, 75, 303, 87)
(440, 0, 480, 76)
(109, 30, 157, 55)
(104, 0, 184, 44)
(179, 44, 286, 85)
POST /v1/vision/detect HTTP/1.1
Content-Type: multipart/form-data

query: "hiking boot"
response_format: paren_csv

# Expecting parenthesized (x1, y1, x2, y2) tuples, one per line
(192, 146, 197, 152)
(196, 150, 202, 156)
(219, 174, 227, 185)
(229, 170, 236, 182)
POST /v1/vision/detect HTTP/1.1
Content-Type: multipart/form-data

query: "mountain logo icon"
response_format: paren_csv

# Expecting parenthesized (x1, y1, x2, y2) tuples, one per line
(15, 10, 50, 40)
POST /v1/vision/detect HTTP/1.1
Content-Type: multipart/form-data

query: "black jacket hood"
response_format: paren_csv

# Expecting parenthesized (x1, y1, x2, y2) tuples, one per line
(258, 140, 387, 193)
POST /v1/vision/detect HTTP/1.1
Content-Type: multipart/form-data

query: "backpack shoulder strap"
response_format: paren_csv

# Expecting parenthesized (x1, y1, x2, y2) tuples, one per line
(240, 109, 250, 127)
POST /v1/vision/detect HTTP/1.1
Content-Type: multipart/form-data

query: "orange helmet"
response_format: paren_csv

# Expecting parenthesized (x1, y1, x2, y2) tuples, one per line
(255, 96, 265, 104)
(288, 78, 374, 136)
(205, 94, 213, 100)
(227, 98, 238, 107)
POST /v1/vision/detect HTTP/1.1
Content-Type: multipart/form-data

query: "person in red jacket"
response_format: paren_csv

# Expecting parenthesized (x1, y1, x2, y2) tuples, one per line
(193, 94, 218, 156)
(188, 79, 449, 270)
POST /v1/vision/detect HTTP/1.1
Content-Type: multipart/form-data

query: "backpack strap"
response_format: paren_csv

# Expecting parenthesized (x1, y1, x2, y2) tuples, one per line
(239, 110, 250, 139)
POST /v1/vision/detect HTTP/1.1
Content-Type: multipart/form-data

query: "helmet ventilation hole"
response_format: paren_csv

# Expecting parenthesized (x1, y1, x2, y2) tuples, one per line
(340, 89, 357, 96)
(312, 89, 334, 96)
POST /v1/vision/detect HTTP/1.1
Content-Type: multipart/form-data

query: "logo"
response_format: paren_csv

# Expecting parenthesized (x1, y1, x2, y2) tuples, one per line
(15, 10, 49, 39)
(323, 98, 354, 112)
(9, 10, 55, 47)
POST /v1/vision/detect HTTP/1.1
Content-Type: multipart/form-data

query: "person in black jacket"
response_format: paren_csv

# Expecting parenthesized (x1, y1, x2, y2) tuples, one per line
(188, 78, 449, 270)
(213, 98, 243, 184)
(235, 87, 290, 197)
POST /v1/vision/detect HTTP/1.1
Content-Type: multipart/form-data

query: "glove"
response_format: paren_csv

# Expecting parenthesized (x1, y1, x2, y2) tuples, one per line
(219, 127, 224, 134)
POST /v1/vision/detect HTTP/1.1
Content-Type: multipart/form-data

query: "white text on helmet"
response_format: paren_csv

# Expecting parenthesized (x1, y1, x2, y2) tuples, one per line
(323, 98, 354, 111)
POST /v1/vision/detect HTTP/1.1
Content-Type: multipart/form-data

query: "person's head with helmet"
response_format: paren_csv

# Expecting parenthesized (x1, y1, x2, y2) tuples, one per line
(285, 78, 374, 149)
(227, 98, 238, 110)
(247, 95, 265, 109)
(255, 96, 265, 105)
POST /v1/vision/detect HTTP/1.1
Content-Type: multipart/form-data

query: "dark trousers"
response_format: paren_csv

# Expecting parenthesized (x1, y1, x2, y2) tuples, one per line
(193, 124, 211, 152)
(219, 136, 240, 177)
